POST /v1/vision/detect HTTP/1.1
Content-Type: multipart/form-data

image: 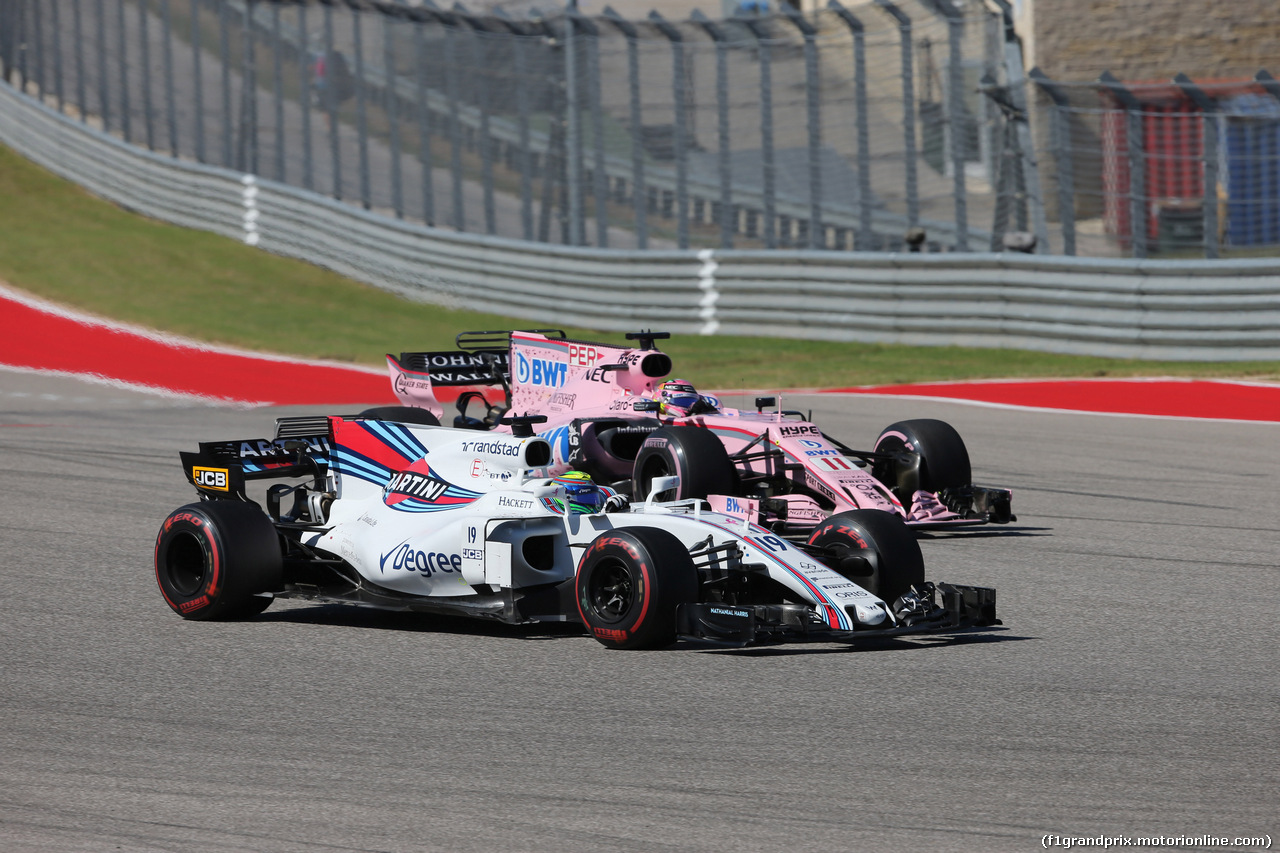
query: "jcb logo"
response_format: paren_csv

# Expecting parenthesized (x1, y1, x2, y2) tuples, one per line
(194, 467, 229, 491)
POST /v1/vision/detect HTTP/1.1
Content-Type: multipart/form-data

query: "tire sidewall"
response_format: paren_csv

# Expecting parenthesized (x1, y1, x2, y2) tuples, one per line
(806, 510, 925, 604)
(576, 528, 697, 649)
(155, 504, 231, 620)
(632, 426, 734, 501)
(154, 501, 281, 620)
(875, 419, 971, 492)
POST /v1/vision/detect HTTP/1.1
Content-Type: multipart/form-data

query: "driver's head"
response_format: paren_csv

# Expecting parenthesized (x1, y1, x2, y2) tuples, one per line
(552, 471, 604, 514)
(659, 379, 700, 414)
(659, 379, 718, 416)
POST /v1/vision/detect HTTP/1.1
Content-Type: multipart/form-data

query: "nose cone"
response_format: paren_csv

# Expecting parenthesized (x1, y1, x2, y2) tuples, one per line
(850, 602, 890, 627)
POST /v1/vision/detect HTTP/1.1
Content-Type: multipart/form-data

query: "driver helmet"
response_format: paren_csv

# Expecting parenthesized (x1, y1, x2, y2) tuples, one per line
(550, 471, 605, 514)
(659, 379, 718, 416)
(660, 379, 701, 415)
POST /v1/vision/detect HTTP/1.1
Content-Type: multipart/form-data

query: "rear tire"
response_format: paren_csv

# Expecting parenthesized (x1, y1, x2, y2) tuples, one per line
(806, 510, 925, 605)
(631, 426, 735, 502)
(576, 527, 698, 650)
(359, 406, 441, 426)
(154, 501, 283, 620)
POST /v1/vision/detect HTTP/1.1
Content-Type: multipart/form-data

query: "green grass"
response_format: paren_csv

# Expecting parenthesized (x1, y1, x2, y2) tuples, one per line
(3, 143, 1279, 388)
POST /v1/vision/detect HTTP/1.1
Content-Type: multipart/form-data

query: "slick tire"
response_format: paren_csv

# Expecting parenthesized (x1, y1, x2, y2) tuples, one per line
(806, 510, 925, 605)
(576, 527, 698, 650)
(631, 426, 735, 502)
(358, 406, 441, 426)
(154, 501, 283, 621)
(873, 418, 972, 504)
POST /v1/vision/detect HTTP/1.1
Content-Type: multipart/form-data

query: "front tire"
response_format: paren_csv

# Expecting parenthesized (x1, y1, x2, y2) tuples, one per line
(631, 426, 735, 502)
(154, 501, 283, 620)
(873, 419, 971, 506)
(576, 527, 698, 650)
(806, 510, 925, 605)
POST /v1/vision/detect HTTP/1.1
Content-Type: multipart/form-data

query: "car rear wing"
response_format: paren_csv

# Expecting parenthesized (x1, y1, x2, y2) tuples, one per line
(179, 426, 332, 502)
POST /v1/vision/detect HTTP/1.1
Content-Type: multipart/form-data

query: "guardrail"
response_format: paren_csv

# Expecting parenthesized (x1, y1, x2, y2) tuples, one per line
(4, 82, 1279, 361)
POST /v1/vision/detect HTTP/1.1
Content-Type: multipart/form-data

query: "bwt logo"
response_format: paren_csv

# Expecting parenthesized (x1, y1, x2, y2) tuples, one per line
(193, 467, 229, 491)
(514, 352, 568, 388)
(725, 497, 751, 515)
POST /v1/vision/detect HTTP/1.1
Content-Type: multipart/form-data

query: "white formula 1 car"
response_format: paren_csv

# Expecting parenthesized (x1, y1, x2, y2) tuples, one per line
(154, 413, 999, 649)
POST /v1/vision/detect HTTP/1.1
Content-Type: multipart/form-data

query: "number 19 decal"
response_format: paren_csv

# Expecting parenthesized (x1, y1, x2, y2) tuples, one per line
(754, 535, 789, 553)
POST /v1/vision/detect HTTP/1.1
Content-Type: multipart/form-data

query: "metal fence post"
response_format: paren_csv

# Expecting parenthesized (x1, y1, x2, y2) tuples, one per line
(412, 10, 435, 225)
(1174, 73, 1220, 260)
(693, 10, 733, 249)
(324, 2, 342, 200)
(933, 0, 968, 250)
(433, 4, 465, 231)
(562, 5, 584, 244)
(139, 0, 154, 151)
(238, 0, 259, 174)
(188, 0, 199, 162)
(533, 12, 565, 244)
(50, 0, 62, 111)
(32, 0, 43, 96)
(743, 15, 776, 248)
(118, 0, 132, 144)
(602, 6, 646, 248)
(16, 0, 28, 87)
(271, 0, 284, 181)
(1101, 71, 1146, 259)
(782, 5, 823, 249)
(164, 0, 177, 156)
(496, 10, 535, 241)
(383, 8, 402, 218)
(73, 0, 86, 122)
(299, 2, 313, 190)
(579, 12, 608, 247)
(459, 8, 496, 235)
(1031, 68, 1076, 256)
(352, 4, 371, 210)
(219, 0, 231, 165)
(0, 0, 12, 84)
(828, 1, 873, 250)
(650, 11, 689, 249)
(874, 0, 919, 231)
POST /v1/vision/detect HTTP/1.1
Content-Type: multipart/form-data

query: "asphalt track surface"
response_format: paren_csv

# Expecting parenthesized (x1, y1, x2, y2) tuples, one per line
(2, 366, 1278, 852)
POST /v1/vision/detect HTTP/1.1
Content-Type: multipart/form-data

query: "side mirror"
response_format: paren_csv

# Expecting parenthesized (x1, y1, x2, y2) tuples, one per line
(531, 482, 562, 499)
(646, 475, 680, 506)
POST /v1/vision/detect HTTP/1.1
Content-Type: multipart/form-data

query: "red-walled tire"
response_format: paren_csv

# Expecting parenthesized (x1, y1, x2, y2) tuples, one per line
(154, 501, 282, 620)
(806, 510, 925, 605)
(576, 527, 698, 650)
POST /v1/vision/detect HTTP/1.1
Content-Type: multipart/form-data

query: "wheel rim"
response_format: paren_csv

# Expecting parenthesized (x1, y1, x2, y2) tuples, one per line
(638, 454, 675, 500)
(586, 557, 635, 624)
(165, 531, 208, 596)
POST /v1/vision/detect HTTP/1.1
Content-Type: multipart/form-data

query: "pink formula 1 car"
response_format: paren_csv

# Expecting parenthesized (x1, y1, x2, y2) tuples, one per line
(381, 330, 1014, 535)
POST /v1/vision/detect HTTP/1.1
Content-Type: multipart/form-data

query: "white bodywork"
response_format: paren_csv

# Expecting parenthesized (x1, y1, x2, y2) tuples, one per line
(301, 417, 891, 632)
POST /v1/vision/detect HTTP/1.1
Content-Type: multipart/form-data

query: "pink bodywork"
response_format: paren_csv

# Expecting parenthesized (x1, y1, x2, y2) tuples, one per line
(388, 332, 970, 526)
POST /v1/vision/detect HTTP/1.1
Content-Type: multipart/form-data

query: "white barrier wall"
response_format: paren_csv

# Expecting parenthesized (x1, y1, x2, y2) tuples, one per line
(4, 82, 1279, 361)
